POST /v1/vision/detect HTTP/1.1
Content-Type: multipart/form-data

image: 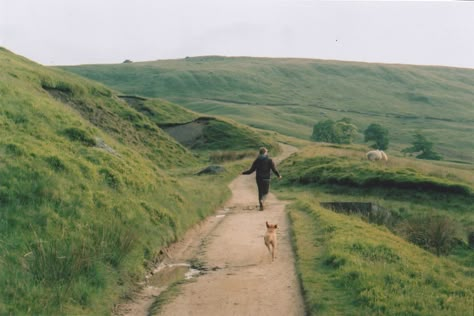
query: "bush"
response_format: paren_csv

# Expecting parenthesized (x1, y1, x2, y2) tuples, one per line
(396, 215, 459, 256)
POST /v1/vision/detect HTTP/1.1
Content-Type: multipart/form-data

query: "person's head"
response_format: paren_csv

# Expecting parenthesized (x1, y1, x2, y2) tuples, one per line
(259, 147, 268, 155)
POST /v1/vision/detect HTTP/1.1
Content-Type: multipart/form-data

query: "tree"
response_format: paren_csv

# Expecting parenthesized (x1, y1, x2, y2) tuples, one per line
(311, 118, 358, 144)
(402, 131, 443, 160)
(364, 123, 389, 150)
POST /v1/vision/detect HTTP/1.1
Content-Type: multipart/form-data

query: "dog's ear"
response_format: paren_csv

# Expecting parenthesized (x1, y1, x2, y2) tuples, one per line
(275, 224, 278, 229)
(266, 221, 269, 228)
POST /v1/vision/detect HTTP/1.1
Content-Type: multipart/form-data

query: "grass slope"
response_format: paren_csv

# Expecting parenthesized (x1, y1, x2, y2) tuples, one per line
(273, 144, 473, 315)
(0, 48, 265, 315)
(288, 198, 473, 315)
(276, 144, 474, 227)
(118, 94, 279, 153)
(60, 56, 474, 163)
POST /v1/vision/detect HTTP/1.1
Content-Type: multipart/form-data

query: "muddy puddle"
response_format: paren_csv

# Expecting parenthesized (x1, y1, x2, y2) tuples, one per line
(146, 263, 201, 288)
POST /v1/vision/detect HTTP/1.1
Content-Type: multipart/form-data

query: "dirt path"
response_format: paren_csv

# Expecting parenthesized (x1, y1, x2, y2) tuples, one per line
(116, 144, 304, 316)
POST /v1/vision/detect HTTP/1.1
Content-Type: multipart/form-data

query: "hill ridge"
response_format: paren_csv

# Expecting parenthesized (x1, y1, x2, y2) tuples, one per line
(60, 56, 474, 163)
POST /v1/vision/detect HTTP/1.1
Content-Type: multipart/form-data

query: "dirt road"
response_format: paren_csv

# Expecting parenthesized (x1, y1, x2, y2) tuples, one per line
(116, 144, 304, 316)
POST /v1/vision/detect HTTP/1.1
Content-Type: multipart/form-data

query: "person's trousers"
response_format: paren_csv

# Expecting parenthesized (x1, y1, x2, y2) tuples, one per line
(256, 178, 271, 205)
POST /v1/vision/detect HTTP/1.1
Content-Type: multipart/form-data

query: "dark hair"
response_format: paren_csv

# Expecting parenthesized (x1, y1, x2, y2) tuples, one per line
(259, 147, 268, 155)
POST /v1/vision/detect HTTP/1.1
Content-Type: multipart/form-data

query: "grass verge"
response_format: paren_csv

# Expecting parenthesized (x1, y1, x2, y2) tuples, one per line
(287, 195, 474, 315)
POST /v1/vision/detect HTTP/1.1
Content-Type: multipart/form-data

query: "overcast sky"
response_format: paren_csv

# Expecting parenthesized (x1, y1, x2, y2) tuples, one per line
(1, 0, 473, 68)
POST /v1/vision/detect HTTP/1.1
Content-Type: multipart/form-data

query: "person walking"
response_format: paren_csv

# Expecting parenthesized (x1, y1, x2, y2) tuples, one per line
(242, 147, 282, 210)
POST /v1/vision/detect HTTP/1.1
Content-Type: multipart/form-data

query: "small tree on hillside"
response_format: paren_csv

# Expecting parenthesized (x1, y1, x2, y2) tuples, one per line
(311, 118, 358, 144)
(336, 118, 358, 144)
(402, 131, 443, 160)
(364, 123, 389, 150)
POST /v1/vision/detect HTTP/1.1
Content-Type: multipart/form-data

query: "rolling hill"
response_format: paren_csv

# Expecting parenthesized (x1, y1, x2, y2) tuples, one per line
(3, 47, 473, 315)
(60, 56, 474, 163)
(0, 48, 275, 315)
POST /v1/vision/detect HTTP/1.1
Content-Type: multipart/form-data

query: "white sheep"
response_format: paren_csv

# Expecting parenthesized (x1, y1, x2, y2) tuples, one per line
(366, 150, 388, 161)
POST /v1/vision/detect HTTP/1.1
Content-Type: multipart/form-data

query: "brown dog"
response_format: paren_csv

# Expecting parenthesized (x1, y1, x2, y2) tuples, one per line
(264, 221, 278, 261)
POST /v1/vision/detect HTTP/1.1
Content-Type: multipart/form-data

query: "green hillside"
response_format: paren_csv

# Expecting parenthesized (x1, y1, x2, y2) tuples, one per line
(0, 48, 273, 314)
(60, 56, 474, 163)
(273, 144, 474, 315)
(3, 47, 473, 315)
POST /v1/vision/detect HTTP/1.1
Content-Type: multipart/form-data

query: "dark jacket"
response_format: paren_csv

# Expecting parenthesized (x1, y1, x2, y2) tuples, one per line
(242, 154, 280, 180)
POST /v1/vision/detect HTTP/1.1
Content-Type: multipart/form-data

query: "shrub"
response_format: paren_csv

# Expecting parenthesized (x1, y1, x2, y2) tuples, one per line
(396, 215, 459, 256)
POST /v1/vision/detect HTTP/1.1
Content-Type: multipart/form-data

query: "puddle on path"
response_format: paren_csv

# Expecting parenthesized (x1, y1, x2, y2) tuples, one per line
(147, 263, 201, 288)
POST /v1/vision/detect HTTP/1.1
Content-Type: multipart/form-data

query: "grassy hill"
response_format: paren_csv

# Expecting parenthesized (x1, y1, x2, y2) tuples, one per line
(60, 56, 474, 163)
(0, 48, 274, 315)
(273, 144, 474, 315)
(3, 47, 473, 315)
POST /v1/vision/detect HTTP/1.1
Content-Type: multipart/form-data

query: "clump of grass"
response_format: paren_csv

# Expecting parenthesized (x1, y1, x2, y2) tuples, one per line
(41, 79, 74, 94)
(91, 224, 136, 268)
(62, 127, 96, 146)
(25, 234, 93, 285)
(209, 150, 255, 162)
(98, 168, 121, 190)
(44, 155, 67, 172)
(3, 143, 26, 156)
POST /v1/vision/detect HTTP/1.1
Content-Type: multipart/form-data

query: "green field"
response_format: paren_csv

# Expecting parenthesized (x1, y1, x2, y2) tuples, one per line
(61, 56, 474, 163)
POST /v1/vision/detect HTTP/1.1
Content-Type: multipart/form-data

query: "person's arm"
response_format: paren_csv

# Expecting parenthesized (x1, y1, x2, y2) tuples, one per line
(242, 159, 257, 175)
(270, 159, 282, 178)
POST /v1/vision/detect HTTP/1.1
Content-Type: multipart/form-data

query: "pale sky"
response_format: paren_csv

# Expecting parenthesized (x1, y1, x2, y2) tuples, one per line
(1, 0, 473, 68)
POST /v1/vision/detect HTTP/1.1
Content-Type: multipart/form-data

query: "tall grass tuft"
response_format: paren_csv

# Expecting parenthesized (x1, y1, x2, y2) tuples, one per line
(209, 150, 255, 162)
(396, 215, 461, 256)
(25, 234, 93, 285)
(92, 224, 136, 268)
